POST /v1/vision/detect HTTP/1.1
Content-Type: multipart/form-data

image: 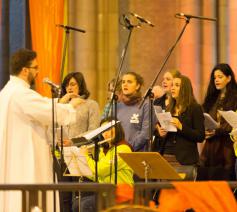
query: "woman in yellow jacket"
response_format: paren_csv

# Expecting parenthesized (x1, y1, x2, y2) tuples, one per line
(74, 118, 134, 211)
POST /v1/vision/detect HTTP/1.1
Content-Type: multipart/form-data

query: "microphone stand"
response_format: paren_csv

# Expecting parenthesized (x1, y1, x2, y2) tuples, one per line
(109, 18, 136, 185)
(56, 24, 85, 212)
(94, 138, 99, 182)
(58, 25, 85, 177)
(50, 87, 61, 212)
(139, 17, 191, 152)
(58, 27, 70, 182)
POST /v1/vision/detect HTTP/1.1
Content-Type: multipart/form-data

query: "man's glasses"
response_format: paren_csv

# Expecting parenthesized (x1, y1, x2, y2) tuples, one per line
(26, 66, 38, 70)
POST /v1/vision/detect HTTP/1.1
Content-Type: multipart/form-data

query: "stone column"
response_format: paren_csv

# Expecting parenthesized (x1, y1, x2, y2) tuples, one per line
(68, 0, 97, 98)
(217, 0, 228, 63)
(68, 0, 119, 109)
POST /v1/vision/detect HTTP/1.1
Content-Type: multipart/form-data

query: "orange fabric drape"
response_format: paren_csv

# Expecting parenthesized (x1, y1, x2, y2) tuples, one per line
(158, 181, 237, 212)
(116, 184, 134, 204)
(29, 0, 64, 96)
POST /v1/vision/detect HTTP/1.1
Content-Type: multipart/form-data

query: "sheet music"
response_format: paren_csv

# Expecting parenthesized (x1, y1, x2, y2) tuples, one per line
(75, 120, 119, 140)
(156, 112, 177, 132)
(204, 113, 219, 130)
(63, 146, 92, 176)
(219, 110, 237, 128)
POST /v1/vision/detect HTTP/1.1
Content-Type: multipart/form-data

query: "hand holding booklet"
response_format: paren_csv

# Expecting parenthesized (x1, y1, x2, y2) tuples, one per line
(156, 112, 177, 132)
(204, 113, 219, 130)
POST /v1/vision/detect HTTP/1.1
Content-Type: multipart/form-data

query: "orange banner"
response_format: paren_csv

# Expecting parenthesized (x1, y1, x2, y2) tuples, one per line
(158, 181, 237, 212)
(29, 0, 64, 96)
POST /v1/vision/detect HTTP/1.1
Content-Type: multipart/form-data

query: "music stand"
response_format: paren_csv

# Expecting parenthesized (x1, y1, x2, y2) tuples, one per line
(119, 152, 182, 182)
(63, 146, 93, 177)
(63, 146, 93, 212)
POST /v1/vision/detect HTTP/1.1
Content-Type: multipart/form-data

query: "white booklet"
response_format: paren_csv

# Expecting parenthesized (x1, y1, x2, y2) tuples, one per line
(156, 112, 177, 132)
(63, 146, 93, 177)
(219, 110, 237, 128)
(73, 120, 119, 140)
(203, 113, 219, 130)
(154, 105, 163, 114)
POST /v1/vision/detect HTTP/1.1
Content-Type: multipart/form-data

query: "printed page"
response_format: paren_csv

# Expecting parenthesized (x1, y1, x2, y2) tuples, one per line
(156, 112, 177, 132)
(154, 105, 163, 114)
(204, 113, 219, 130)
(63, 146, 93, 177)
(74, 120, 119, 140)
(219, 110, 237, 128)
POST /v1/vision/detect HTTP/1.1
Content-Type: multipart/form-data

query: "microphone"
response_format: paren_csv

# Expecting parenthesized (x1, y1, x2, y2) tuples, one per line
(43, 78, 60, 90)
(123, 14, 135, 29)
(130, 12, 154, 27)
(175, 13, 216, 21)
(56, 24, 86, 33)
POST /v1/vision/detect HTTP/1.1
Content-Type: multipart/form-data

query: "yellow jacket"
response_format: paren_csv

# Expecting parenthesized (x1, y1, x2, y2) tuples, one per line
(86, 143, 134, 185)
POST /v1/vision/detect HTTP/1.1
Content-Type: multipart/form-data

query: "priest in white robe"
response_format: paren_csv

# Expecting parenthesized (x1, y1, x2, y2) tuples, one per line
(0, 48, 81, 212)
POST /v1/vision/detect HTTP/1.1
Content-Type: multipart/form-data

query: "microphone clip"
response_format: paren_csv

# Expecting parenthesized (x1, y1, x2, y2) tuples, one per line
(122, 14, 140, 29)
(43, 77, 61, 97)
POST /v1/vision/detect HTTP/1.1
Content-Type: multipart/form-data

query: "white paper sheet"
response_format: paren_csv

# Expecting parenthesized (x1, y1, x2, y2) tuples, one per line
(156, 112, 177, 132)
(74, 120, 119, 140)
(203, 113, 219, 130)
(219, 110, 237, 128)
(63, 146, 93, 176)
(154, 105, 163, 114)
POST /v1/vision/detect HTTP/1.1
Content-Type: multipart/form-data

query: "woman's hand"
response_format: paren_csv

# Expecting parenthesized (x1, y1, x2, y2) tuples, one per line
(170, 117, 182, 130)
(69, 97, 85, 108)
(59, 93, 79, 103)
(63, 139, 73, 147)
(156, 124, 168, 137)
(57, 139, 73, 147)
(231, 128, 237, 142)
(205, 130, 215, 139)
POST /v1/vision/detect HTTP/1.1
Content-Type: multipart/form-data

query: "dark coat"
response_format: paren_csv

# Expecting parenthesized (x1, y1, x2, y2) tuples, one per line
(199, 91, 237, 180)
(159, 102, 205, 165)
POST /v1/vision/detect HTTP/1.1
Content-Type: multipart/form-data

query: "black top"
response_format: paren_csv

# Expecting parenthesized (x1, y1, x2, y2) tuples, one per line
(159, 102, 205, 165)
(153, 94, 166, 152)
(199, 91, 237, 180)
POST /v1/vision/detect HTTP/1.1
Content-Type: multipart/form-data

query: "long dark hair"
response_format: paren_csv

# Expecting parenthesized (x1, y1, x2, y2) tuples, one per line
(203, 63, 237, 112)
(61, 72, 90, 99)
(100, 117, 125, 143)
(168, 75, 197, 114)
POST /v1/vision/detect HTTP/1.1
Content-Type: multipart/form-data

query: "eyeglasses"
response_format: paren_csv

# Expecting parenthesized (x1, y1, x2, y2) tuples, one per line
(26, 66, 38, 70)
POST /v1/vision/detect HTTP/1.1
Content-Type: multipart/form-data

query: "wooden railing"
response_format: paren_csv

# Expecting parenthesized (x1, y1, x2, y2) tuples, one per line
(1, 181, 236, 211)
(0, 183, 116, 212)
